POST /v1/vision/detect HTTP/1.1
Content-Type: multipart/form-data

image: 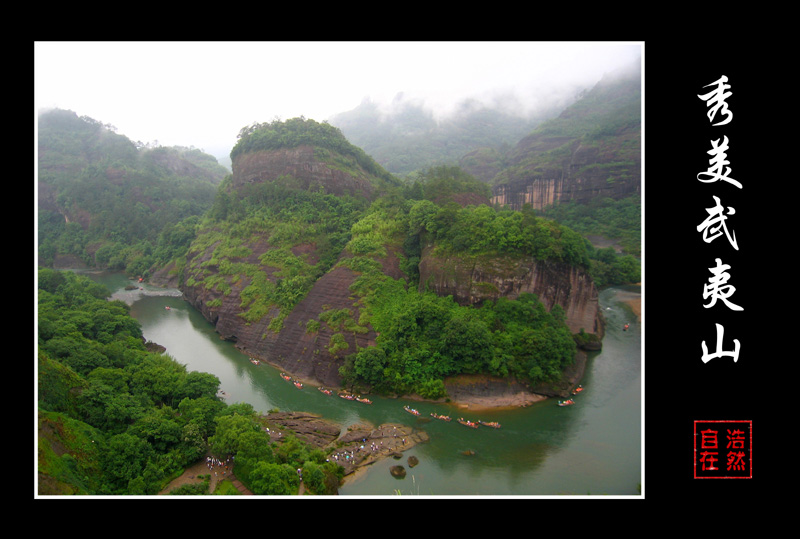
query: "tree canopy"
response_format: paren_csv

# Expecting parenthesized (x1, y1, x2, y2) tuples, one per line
(37, 268, 342, 495)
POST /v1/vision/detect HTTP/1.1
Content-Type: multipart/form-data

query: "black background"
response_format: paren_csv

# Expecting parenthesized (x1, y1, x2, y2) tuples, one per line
(646, 40, 776, 503)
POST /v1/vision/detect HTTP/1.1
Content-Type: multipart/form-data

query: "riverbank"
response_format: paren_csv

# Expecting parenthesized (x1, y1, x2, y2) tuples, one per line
(616, 285, 641, 322)
(626, 297, 641, 321)
(159, 412, 428, 495)
(440, 375, 547, 411)
(263, 411, 429, 481)
(440, 346, 589, 408)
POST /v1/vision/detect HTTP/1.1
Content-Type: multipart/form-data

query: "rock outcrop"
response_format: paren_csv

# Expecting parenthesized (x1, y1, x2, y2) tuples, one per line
(180, 127, 403, 387)
(482, 63, 641, 212)
(490, 135, 640, 211)
(180, 119, 602, 391)
(181, 238, 367, 387)
(263, 412, 429, 479)
(418, 246, 601, 335)
(231, 145, 379, 200)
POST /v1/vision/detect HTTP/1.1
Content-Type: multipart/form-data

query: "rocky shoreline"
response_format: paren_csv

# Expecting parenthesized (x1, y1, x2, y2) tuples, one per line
(263, 411, 429, 489)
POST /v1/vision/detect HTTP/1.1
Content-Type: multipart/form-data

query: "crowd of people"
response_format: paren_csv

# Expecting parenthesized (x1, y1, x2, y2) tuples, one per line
(206, 455, 234, 478)
(325, 425, 412, 471)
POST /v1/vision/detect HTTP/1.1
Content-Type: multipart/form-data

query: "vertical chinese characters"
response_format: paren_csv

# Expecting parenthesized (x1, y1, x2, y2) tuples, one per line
(697, 76, 742, 364)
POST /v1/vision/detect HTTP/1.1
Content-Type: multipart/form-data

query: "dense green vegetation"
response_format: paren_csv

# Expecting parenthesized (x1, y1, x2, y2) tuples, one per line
(186, 178, 369, 328)
(342, 280, 576, 399)
(543, 194, 641, 285)
(182, 157, 586, 399)
(37, 268, 342, 495)
(533, 69, 641, 140)
(37, 109, 225, 276)
(401, 166, 590, 267)
(333, 176, 580, 398)
(544, 195, 640, 255)
(402, 164, 491, 204)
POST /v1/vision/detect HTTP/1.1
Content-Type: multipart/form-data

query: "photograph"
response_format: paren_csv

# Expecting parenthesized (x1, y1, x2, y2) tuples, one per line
(36, 41, 653, 500)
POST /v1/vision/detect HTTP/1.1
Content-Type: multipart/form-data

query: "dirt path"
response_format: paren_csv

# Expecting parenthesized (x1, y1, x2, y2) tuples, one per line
(159, 457, 252, 495)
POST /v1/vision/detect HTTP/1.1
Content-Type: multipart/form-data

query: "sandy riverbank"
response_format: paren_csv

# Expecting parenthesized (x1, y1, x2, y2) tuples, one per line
(448, 392, 547, 411)
(626, 298, 640, 321)
(616, 285, 641, 322)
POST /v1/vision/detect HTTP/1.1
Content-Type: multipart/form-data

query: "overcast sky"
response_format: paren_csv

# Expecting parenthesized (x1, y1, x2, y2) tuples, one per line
(35, 41, 642, 160)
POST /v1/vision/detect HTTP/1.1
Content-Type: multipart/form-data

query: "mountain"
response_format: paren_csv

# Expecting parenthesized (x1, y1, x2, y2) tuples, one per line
(329, 94, 555, 177)
(484, 61, 641, 211)
(176, 118, 599, 393)
(177, 118, 398, 386)
(329, 61, 642, 253)
(37, 108, 228, 272)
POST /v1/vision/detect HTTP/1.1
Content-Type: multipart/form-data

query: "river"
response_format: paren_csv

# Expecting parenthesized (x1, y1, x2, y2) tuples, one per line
(89, 271, 642, 497)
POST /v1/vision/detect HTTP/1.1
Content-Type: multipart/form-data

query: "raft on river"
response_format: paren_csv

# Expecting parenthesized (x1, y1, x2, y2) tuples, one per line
(458, 418, 480, 429)
(404, 405, 421, 416)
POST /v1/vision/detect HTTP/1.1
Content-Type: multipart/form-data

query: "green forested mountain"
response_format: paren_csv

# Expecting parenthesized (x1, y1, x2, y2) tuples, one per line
(484, 62, 642, 256)
(329, 61, 642, 259)
(232, 116, 399, 189)
(178, 116, 589, 398)
(37, 108, 227, 275)
(332, 191, 583, 398)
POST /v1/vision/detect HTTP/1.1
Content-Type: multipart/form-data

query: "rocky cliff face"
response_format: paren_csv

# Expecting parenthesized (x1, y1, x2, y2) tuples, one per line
(179, 142, 403, 387)
(418, 246, 601, 335)
(231, 145, 378, 199)
(471, 63, 641, 212)
(181, 237, 364, 387)
(182, 239, 409, 387)
(180, 131, 604, 388)
(490, 134, 640, 211)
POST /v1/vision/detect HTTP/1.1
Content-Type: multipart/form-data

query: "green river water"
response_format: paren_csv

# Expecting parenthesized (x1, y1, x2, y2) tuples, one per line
(89, 271, 642, 497)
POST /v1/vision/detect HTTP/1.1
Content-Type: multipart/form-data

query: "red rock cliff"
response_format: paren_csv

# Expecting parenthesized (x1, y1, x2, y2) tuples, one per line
(231, 145, 378, 199)
(180, 140, 403, 386)
(418, 246, 601, 335)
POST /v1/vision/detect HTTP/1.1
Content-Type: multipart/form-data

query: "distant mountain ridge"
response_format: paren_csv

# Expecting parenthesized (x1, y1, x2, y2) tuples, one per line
(477, 62, 641, 211)
(330, 59, 641, 217)
(329, 94, 559, 177)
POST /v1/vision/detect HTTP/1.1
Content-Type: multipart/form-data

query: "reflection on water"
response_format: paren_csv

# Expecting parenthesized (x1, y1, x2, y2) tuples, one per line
(88, 272, 642, 497)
